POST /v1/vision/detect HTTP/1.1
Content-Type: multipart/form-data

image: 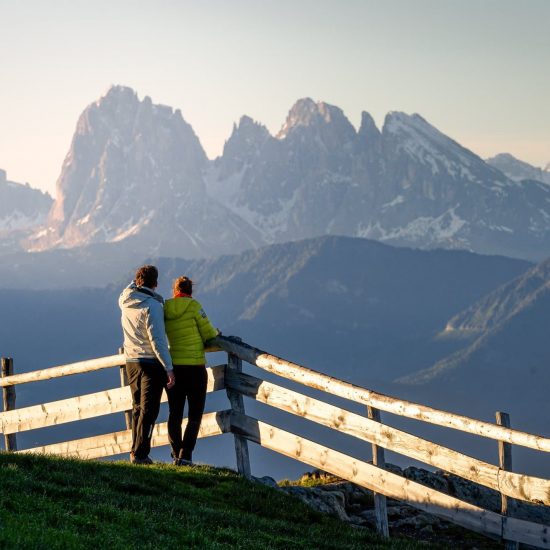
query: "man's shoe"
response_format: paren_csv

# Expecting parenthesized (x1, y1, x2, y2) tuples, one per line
(130, 453, 153, 465)
(176, 458, 193, 466)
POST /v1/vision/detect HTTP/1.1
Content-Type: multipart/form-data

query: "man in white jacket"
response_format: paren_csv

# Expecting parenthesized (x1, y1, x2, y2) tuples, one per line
(119, 265, 175, 464)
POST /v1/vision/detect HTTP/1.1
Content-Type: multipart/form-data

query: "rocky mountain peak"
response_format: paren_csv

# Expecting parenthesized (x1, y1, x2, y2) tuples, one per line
(358, 111, 380, 138)
(486, 153, 550, 185)
(49, 85, 209, 229)
(98, 84, 138, 105)
(384, 111, 441, 138)
(30, 87, 259, 257)
(225, 115, 271, 151)
(276, 98, 356, 142)
(216, 115, 274, 178)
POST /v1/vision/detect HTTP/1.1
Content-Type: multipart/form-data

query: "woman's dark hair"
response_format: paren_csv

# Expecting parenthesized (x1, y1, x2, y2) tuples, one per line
(135, 265, 158, 288)
(173, 276, 193, 296)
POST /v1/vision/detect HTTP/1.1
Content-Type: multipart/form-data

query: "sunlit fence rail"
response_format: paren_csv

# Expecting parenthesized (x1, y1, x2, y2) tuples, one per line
(1, 336, 549, 548)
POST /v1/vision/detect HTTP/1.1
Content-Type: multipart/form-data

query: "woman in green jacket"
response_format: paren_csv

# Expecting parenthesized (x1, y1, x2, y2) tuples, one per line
(164, 276, 219, 465)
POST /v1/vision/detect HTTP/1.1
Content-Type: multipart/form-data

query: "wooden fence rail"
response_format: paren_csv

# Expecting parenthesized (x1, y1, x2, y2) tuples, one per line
(0, 354, 124, 387)
(212, 336, 550, 453)
(0, 365, 225, 434)
(1, 335, 549, 548)
(225, 370, 550, 506)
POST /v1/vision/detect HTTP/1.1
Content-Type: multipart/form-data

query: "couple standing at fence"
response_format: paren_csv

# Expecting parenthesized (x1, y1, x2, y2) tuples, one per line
(119, 265, 219, 465)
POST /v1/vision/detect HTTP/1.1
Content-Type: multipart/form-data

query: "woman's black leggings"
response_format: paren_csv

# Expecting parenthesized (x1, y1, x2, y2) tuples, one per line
(167, 365, 208, 460)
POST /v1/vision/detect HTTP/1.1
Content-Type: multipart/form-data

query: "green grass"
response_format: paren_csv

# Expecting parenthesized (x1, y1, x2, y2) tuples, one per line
(279, 472, 342, 488)
(0, 452, 425, 549)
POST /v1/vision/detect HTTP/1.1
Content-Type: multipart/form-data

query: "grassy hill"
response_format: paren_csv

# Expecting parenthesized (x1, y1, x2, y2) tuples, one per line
(0, 452, 422, 549)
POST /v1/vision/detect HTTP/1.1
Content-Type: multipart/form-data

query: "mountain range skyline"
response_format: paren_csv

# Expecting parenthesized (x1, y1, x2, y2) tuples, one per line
(2, 85, 550, 264)
(3, 85, 550, 199)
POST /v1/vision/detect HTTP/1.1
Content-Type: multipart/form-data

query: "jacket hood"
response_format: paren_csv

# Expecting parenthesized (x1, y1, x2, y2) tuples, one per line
(119, 283, 164, 309)
(164, 297, 194, 320)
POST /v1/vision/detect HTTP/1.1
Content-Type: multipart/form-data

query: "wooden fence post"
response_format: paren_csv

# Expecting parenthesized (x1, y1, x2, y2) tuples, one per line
(367, 405, 389, 538)
(118, 347, 132, 430)
(1, 357, 18, 451)
(226, 337, 251, 478)
(496, 411, 518, 550)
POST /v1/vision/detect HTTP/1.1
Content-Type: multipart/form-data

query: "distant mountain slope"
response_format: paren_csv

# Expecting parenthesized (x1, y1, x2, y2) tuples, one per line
(486, 153, 550, 185)
(0, 242, 148, 289)
(0, 236, 530, 380)
(160, 236, 528, 329)
(442, 259, 550, 334)
(155, 236, 531, 381)
(398, 258, 550, 400)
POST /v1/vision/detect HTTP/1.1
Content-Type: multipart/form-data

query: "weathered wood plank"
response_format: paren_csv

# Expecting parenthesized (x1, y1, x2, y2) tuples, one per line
(226, 339, 251, 478)
(367, 406, 389, 538)
(212, 336, 550, 453)
(497, 411, 519, 550)
(119, 353, 132, 430)
(1, 358, 17, 451)
(503, 516, 550, 549)
(0, 365, 225, 434)
(231, 414, 550, 549)
(0, 354, 125, 387)
(226, 371, 550, 505)
(19, 410, 232, 459)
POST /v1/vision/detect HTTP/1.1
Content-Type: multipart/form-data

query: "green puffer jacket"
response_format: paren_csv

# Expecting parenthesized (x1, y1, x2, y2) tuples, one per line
(164, 297, 219, 365)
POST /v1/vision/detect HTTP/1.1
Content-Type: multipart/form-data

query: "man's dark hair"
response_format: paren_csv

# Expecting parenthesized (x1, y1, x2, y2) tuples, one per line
(173, 276, 193, 296)
(135, 265, 158, 289)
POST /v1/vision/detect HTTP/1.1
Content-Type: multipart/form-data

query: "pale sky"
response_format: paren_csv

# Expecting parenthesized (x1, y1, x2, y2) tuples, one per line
(1, 0, 549, 196)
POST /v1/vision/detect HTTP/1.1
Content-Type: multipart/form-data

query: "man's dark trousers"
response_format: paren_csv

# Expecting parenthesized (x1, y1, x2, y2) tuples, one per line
(126, 360, 166, 459)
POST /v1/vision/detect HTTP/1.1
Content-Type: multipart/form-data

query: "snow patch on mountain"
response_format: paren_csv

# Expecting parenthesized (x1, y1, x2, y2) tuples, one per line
(358, 207, 468, 244)
(382, 195, 405, 209)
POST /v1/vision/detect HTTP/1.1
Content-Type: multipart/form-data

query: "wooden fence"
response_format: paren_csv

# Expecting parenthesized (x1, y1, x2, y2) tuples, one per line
(1, 336, 549, 548)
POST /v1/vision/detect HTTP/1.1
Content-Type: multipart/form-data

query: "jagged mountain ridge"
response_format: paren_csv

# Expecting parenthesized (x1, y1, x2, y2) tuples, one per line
(210, 102, 550, 260)
(486, 153, 550, 185)
(4, 86, 550, 260)
(0, 169, 52, 232)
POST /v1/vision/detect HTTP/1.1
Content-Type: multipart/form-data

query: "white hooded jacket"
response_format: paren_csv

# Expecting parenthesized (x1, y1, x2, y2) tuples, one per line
(118, 282, 173, 371)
